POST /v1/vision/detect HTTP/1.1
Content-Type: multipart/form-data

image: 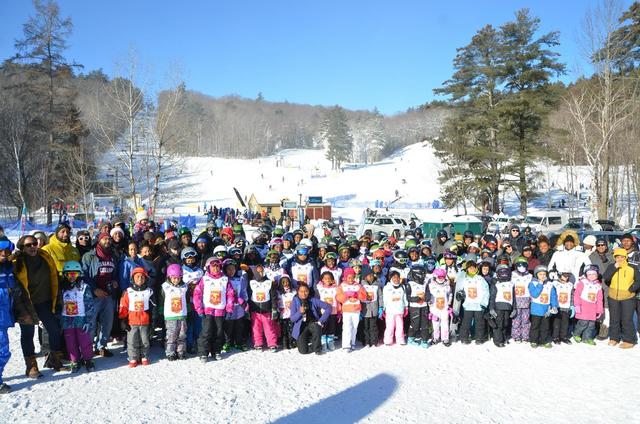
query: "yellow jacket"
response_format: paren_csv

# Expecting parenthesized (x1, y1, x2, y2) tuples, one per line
(41, 234, 80, 273)
(605, 261, 639, 301)
(13, 250, 60, 313)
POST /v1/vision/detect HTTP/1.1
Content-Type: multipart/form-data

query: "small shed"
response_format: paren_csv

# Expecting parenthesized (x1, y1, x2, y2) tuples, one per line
(305, 203, 332, 220)
(247, 194, 282, 220)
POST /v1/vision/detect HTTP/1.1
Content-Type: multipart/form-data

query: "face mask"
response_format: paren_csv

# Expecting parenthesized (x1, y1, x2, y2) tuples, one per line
(467, 269, 478, 277)
(516, 264, 527, 273)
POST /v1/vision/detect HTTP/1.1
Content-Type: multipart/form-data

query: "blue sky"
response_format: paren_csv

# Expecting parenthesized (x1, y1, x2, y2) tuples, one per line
(0, 0, 633, 115)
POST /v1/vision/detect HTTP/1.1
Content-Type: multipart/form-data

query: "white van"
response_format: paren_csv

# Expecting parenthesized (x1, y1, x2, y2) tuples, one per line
(521, 210, 570, 234)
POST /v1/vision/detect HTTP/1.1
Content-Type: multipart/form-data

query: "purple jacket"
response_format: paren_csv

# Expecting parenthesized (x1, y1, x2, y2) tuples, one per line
(193, 271, 235, 317)
(289, 296, 331, 340)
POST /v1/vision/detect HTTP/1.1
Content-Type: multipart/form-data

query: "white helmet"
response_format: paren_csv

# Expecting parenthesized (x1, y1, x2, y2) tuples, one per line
(299, 238, 313, 248)
(213, 245, 227, 255)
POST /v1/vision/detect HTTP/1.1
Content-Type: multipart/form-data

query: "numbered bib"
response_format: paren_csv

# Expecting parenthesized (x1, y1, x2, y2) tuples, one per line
(210, 290, 222, 305)
(171, 297, 183, 313)
(503, 292, 512, 302)
(436, 297, 445, 310)
(467, 287, 477, 299)
(65, 301, 79, 316)
(515, 286, 525, 297)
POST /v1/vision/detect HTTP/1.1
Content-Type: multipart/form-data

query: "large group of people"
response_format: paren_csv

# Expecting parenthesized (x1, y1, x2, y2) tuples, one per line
(0, 210, 639, 395)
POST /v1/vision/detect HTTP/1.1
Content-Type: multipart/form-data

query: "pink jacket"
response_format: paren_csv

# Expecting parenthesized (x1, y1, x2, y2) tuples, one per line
(193, 271, 235, 317)
(573, 278, 604, 321)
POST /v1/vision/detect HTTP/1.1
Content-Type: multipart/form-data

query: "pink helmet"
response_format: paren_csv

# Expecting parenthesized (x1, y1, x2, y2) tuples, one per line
(433, 268, 447, 280)
(166, 263, 183, 279)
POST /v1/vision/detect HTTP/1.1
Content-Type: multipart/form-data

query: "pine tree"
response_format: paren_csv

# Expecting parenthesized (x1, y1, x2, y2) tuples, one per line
(320, 106, 353, 170)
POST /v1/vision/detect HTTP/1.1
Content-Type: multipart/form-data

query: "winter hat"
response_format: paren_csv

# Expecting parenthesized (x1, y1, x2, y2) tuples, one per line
(564, 235, 575, 243)
(583, 235, 597, 247)
(167, 239, 181, 251)
(389, 270, 400, 280)
(131, 267, 148, 278)
(361, 265, 373, 279)
(342, 267, 356, 281)
(613, 248, 627, 258)
(621, 233, 635, 241)
(97, 232, 111, 243)
(136, 210, 149, 222)
(56, 222, 71, 235)
(110, 227, 124, 238)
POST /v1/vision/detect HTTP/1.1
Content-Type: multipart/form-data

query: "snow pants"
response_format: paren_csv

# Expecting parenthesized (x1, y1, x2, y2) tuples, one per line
(224, 318, 245, 346)
(492, 310, 511, 345)
(279, 318, 294, 349)
(609, 298, 637, 344)
(127, 325, 150, 361)
(459, 310, 486, 342)
(251, 312, 278, 348)
(297, 321, 322, 354)
(63, 327, 93, 362)
(165, 319, 187, 356)
(186, 311, 202, 352)
(529, 315, 550, 344)
(408, 306, 429, 341)
(0, 328, 9, 385)
(552, 310, 571, 340)
(574, 319, 596, 341)
(362, 317, 378, 347)
(384, 314, 404, 345)
(198, 315, 224, 356)
(341, 312, 360, 349)
(431, 309, 450, 342)
(511, 307, 530, 341)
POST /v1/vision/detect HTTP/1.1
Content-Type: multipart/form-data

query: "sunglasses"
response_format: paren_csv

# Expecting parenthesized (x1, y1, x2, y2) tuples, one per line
(64, 271, 80, 279)
(23, 242, 37, 248)
(77, 236, 90, 241)
(597, 244, 607, 247)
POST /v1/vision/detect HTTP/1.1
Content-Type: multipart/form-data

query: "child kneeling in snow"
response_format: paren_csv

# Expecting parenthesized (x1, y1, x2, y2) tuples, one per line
(573, 265, 604, 345)
(161, 264, 189, 360)
(248, 264, 279, 352)
(60, 261, 96, 373)
(382, 271, 408, 346)
(290, 285, 331, 355)
(336, 268, 367, 351)
(119, 267, 155, 367)
(428, 268, 452, 346)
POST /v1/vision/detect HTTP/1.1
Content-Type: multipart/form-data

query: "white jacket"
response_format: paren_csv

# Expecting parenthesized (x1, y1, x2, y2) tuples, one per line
(548, 248, 590, 283)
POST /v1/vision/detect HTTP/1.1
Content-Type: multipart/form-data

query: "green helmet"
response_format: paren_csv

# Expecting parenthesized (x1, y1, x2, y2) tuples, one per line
(325, 252, 338, 261)
(232, 224, 243, 234)
(273, 226, 285, 236)
(404, 239, 417, 249)
(514, 256, 528, 265)
(338, 244, 350, 252)
(267, 249, 279, 257)
(178, 227, 191, 236)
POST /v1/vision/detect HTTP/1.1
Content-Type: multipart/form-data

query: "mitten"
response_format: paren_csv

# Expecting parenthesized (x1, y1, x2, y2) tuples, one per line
(121, 320, 131, 332)
(509, 309, 517, 319)
(489, 309, 497, 319)
(455, 291, 466, 302)
(271, 310, 279, 320)
(570, 306, 575, 318)
(377, 307, 383, 319)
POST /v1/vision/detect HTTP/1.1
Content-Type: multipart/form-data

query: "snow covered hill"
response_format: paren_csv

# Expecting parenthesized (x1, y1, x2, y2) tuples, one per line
(1, 327, 637, 423)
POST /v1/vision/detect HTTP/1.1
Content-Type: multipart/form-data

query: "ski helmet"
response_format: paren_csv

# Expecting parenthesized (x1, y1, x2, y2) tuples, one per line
(393, 250, 408, 265)
(166, 264, 183, 279)
(496, 264, 511, 281)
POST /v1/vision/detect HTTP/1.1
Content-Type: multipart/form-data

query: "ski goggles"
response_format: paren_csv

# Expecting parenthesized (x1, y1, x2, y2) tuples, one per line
(182, 250, 197, 259)
(64, 271, 81, 280)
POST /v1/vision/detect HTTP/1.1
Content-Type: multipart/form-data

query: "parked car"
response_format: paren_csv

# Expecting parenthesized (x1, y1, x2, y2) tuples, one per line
(358, 214, 409, 239)
(595, 219, 623, 232)
(486, 216, 517, 234)
(521, 210, 570, 234)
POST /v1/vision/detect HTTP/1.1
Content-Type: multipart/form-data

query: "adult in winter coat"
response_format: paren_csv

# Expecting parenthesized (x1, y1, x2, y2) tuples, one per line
(289, 284, 331, 354)
(589, 238, 613, 339)
(547, 231, 590, 283)
(506, 225, 527, 254)
(82, 233, 119, 357)
(602, 248, 640, 349)
(534, 236, 554, 267)
(14, 235, 64, 377)
(42, 223, 80, 274)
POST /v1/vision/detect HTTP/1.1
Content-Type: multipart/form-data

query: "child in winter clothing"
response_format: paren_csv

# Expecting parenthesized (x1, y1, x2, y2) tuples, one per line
(511, 259, 533, 343)
(489, 264, 516, 347)
(320, 252, 342, 285)
(60, 261, 96, 372)
(552, 271, 574, 345)
(336, 268, 368, 351)
(406, 264, 430, 348)
(361, 265, 382, 347)
(528, 266, 559, 348)
(222, 259, 249, 352)
(289, 284, 332, 355)
(119, 267, 156, 367)
(194, 258, 234, 362)
(316, 271, 339, 351)
(161, 264, 189, 360)
(382, 270, 408, 345)
(455, 261, 490, 344)
(573, 264, 604, 345)
(0, 240, 20, 393)
(248, 264, 279, 351)
(428, 268, 453, 346)
(276, 274, 296, 349)
(181, 247, 204, 354)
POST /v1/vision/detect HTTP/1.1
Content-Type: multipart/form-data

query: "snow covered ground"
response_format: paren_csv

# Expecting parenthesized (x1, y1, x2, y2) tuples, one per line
(1, 326, 638, 423)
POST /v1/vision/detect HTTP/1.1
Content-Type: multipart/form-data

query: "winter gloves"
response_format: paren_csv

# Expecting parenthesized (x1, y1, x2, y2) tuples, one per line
(570, 306, 575, 319)
(378, 307, 384, 319)
(120, 320, 131, 332)
(509, 309, 517, 319)
(455, 291, 466, 302)
(271, 310, 279, 320)
(489, 309, 498, 319)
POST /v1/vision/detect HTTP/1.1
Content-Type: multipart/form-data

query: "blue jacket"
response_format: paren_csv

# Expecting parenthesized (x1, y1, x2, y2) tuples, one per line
(529, 279, 558, 317)
(81, 248, 120, 293)
(119, 256, 144, 290)
(0, 262, 16, 329)
(289, 296, 331, 340)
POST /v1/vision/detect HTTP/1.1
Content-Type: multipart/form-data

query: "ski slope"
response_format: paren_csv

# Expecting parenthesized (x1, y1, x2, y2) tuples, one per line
(0, 327, 637, 423)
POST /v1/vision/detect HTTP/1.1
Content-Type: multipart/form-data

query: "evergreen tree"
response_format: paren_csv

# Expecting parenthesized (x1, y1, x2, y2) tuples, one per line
(320, 106, 353, 170)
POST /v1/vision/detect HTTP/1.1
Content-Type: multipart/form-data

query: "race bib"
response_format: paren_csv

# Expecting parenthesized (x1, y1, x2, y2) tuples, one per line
(171, 297, 183, 313)
(468, 287, 477, 299)
(210, 290, 222, 305)
(515, 286, 525, 297)
(540, 293, 549, 304)
(503, 292, 512, 302)
(134, 300, 144, 311)
(256, 292, 266, 302)
(436, 297, 445, 310)
(559, 292, 569, 304)
(297, 274, 307, 283)
(588, 292, 596, 302)
(65, 301, 79, 316)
